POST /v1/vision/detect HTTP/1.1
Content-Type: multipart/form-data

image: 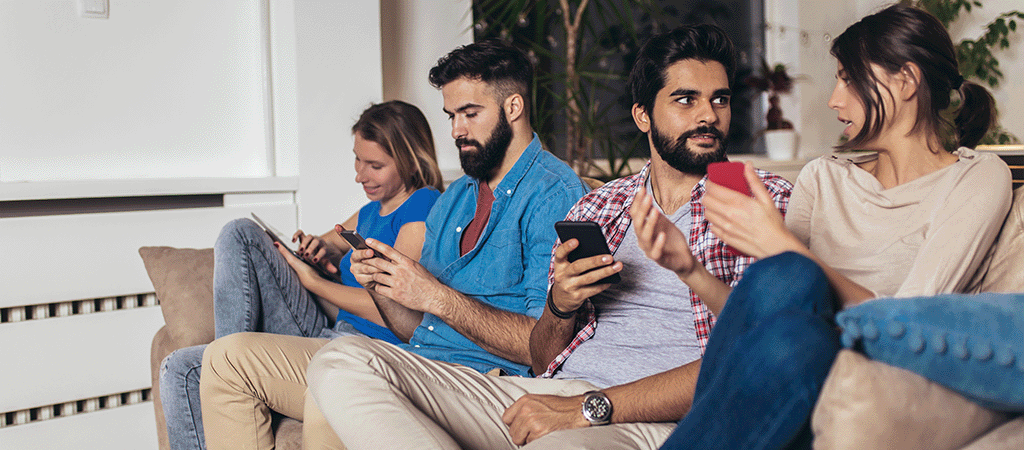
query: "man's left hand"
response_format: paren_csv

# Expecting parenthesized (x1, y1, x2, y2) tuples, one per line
(502, 394, 589, 445)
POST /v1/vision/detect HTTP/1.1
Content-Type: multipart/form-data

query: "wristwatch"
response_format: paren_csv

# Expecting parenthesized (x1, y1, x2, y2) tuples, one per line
(581, 391, 613, 426)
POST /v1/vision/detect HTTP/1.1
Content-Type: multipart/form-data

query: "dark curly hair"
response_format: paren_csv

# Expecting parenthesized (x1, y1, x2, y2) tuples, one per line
(628, 24, 737, 114)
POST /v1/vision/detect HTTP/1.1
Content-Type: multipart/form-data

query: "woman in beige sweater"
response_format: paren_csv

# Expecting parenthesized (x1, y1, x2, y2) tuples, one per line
(637, 4, 1012, 450)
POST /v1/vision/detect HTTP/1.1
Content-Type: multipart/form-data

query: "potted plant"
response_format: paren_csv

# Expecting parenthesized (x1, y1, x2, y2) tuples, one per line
(746, 60, 798, 160)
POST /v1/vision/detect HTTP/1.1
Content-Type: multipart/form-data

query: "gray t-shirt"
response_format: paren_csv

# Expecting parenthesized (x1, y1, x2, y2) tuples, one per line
(555, 183, 701, 388)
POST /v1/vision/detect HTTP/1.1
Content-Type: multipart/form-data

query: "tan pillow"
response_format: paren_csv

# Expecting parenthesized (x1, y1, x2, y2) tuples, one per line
(967, 186, 1024, 293)
(812, 349, 1010, 450)
(139, 246, 216, 346)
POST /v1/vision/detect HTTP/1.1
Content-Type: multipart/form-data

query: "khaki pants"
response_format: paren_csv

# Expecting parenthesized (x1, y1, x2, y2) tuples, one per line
(306, 335, 675, 450)
(199, 332, 345, 450)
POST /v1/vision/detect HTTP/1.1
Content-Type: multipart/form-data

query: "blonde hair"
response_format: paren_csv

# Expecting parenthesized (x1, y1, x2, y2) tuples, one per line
(352, 101, 444, 192)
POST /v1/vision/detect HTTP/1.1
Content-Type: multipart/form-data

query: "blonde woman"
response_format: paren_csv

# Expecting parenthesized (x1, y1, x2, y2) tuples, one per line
(161, 100, 443, 450)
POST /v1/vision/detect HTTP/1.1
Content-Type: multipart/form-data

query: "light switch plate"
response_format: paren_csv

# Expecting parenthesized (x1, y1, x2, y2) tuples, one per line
(80, 0, 109, 19)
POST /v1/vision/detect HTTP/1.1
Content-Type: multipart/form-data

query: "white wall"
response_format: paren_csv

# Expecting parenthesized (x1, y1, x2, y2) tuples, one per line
(380, 0, 474, 177)
(0, 0, 390, 447)
(769, 0, 1024, 158)
(290, 0, 383, 230)
(0, 0, 271, 182)
(0, 0, 392, 231)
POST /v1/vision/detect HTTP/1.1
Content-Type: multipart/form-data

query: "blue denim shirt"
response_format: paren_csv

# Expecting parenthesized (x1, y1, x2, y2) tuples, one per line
(400, 134, 588, 376)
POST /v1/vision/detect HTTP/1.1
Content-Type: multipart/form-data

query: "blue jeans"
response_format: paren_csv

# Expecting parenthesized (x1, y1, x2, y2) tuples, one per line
(160, 218, 362, 450)
(660, 252, 842, 450)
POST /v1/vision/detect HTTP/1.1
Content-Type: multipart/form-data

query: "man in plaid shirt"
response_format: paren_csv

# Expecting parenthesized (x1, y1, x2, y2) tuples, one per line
(307, 24, 791, 450)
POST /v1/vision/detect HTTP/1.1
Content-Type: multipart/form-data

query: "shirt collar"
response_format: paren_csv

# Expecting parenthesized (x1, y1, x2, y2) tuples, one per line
(482, 132, 543, 199)
(638, 161, 709, 206)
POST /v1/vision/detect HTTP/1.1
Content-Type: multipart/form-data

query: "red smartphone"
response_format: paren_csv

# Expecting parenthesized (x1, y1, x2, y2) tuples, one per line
(705, 162, 751, 257)
(707, 161, 752, 196)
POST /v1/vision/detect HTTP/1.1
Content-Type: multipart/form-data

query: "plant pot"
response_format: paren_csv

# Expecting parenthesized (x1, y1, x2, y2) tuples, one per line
(765, 129, 797, 161)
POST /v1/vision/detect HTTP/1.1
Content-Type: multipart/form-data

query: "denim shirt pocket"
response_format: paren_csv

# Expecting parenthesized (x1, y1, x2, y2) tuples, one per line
(465, 227, 524, 291)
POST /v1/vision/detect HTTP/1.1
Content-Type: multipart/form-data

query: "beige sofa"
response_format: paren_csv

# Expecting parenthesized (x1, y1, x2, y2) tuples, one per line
(142, 186, 1024, 450)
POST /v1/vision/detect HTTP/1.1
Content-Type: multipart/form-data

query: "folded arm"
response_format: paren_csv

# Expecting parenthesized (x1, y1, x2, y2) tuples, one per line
(503, 360, 701, 445)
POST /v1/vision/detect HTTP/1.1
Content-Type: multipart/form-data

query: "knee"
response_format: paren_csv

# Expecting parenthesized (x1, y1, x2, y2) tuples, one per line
(307, 335, 380, 395)
(161, 344, 207, 382)
(216, 218, 262, 250)
(201, 332, 257, 375)
(746, 252, 825, 288)
(737, 252, 833, 318)
(749, 313, 841, 382)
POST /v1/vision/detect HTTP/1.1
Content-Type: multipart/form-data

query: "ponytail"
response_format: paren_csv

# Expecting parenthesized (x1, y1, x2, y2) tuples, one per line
(954, 80, 996, 149)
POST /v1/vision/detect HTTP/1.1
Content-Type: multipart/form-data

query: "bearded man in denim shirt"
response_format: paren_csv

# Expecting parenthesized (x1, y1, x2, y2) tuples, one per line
(198, 40, 588, 449)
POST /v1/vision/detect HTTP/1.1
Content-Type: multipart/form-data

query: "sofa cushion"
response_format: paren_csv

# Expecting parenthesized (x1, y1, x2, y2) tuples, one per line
(961, 415, 1024, 449)
(812, 350, 1010, 450)
(139, 246, 216, 346)
(836, 293, 1024, 411)
(965, 186, 1024, 293)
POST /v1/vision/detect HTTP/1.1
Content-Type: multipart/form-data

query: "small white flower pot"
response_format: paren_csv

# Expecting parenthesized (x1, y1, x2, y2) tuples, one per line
(765, 129, 798, 161)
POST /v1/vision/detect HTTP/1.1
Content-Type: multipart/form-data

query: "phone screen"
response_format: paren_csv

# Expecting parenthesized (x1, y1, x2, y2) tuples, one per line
(707, 161, 752, 196)
(554, 221, 621, 284)
(337, 228, 387, 260)
(339, 230, 368, 249)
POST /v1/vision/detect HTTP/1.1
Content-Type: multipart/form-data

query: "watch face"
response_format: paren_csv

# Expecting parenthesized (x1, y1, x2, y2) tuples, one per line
(583, 392, 612, 424)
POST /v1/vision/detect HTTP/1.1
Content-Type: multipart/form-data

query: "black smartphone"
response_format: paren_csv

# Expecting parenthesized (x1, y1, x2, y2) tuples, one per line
(250, 213, 341, 282)
(338, 228, 386, 260)
(554, 220, 621, 284)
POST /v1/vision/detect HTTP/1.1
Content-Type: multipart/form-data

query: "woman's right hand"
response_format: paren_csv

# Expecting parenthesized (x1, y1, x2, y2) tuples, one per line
(703, 163, 801, 259)
(292, 229, 335, 271)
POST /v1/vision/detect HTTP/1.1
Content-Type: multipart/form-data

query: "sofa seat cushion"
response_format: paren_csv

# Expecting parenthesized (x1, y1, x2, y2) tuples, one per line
(812, 350, 1011, 450)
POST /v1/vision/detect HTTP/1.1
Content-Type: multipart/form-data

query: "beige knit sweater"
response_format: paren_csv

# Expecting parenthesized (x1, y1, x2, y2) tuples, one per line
(784, 148, 1011, 299)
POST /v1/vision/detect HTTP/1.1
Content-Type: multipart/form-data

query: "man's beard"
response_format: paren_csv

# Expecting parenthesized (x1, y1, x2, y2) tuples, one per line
(457, 110, 512, 180)
(650, 119, 728, 176)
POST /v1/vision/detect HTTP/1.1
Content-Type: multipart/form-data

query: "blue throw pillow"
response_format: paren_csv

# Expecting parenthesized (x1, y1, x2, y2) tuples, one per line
(836, 293, 1024, 412)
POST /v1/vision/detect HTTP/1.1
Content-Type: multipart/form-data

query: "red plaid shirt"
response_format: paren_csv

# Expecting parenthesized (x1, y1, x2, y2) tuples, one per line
(539, 162, 792, 378)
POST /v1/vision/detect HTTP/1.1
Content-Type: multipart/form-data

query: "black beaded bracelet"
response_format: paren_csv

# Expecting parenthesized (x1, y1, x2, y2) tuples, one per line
(547, 290, 579, 319)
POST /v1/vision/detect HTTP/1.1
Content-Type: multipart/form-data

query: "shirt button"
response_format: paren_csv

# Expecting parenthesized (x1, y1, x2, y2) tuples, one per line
(456, 227, 462, 232)
(428, 325, 435, 331)
(414, 344, 421, 348)
(506, 189, 512, 195)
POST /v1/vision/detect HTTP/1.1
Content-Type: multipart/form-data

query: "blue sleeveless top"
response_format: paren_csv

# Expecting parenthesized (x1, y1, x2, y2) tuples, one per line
(335, 186, 440, 344)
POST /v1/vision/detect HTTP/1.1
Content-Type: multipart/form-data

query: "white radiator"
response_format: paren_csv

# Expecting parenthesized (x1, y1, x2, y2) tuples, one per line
(0, 294, 159, 430)
(0, 179, 298, 449)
